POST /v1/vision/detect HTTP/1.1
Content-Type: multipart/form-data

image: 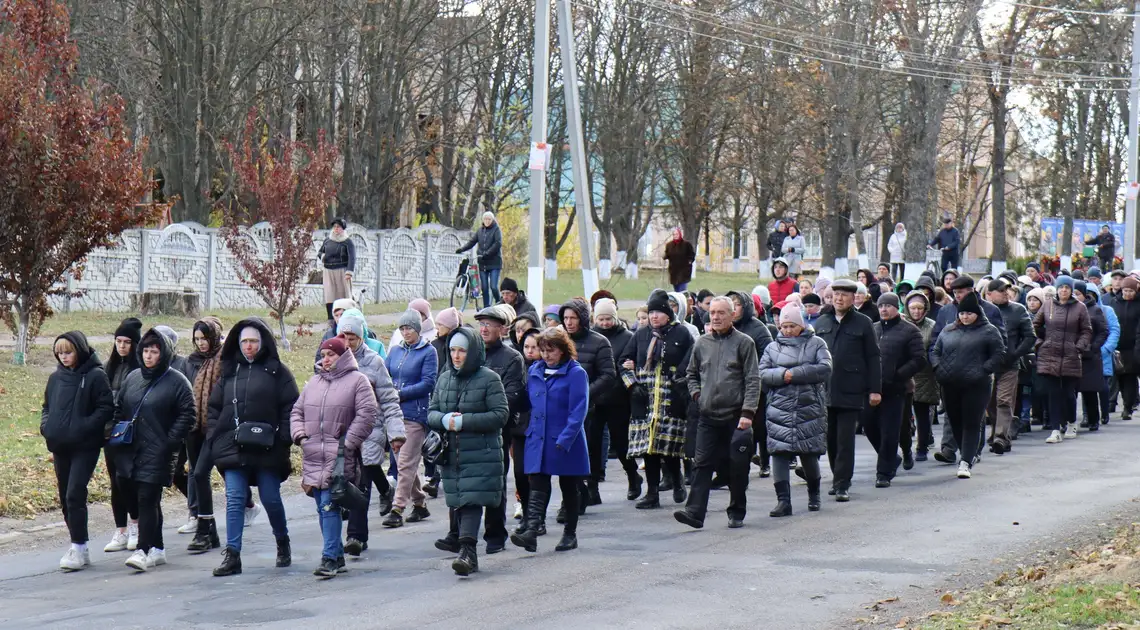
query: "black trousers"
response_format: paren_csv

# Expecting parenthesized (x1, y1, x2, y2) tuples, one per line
(530, 474, 581, 533)
(104, 448, 138, 527)
(586, 411, 606, 482)
(1045, 375, 1078, 431)
(826, 408, 859, 490)
(510, 434, 530, 509)
(1101, 377, 1114, 422)
(54, 449, 101, 544)
(862, 391, 905, 479)
(910, 401, 934, 453)
(598, 406, 637, 476)
(943, 382, 989, 465)
(135, 480, 164, 553)
(941, 252, 959, 272)
(891, 262, 905, 281)
(346, 464, 392, 544)
(482, 434, 511, 545)
(644, 455, 681, 492)
(1119, 372, 1138, 413)
(684, 419, 748, 521)
(173, 431, 205, 515)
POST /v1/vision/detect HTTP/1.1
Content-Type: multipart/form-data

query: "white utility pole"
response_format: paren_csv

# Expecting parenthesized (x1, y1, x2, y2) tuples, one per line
(1126, 0, 1140, 269)
(527, 0, 552, 310)
(555, 0, 599, 296)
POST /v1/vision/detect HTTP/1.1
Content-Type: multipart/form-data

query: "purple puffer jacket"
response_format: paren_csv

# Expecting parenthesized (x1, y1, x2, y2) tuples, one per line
(290, 350, 377, 491)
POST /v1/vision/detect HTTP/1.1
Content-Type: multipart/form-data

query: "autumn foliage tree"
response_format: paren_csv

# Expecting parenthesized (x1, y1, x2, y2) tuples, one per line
(220, 110, 338, 350)
(0, 0, 156, 364)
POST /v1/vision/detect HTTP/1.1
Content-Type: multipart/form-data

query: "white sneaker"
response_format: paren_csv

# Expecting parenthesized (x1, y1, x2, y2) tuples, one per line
(127, 522, 139, 551)
(104, 530, 128, 552)
(177, 515, 198, 535)
(59, 547, 85, 571)
(146, 548, 167, 568)
(244, 503, 261, 527)
(125, 549, 148, 572)
(957, 461, 972, 479)
(1064, 425, 1078, 439)
(1045, 430, 1063, 444)
(80, 546, 91, 566)
(513, 502, 523, 520)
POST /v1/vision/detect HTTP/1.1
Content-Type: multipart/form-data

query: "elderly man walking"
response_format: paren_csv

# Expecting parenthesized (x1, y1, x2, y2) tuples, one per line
(674, 296, 761, 529)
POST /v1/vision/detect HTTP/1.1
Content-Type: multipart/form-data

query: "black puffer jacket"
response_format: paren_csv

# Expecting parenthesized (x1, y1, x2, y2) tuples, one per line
(483, 337, 527, 428)
(318, 234, 356, 271)
(618, 321, 693, 421)
(727, 290, 774, 359)
(107, 329, 196, 486)
(873, 317, 926, 394)
(559, 300, 617, 406)
(995, 300, 1035, 372)
(931, 319, 1005, 385)
(207, 318, 301, 481)
(457, 223, 503, 270)
(41, 332, 114, 453)
(594, 321, 634, 408)
(1080, 296, 1109, 392)
(1112, 297, 1140, 373)
(813, 308, 882, 410)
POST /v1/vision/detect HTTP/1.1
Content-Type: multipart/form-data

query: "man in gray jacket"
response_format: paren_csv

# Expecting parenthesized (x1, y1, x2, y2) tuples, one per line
(675, 296, 761, 529)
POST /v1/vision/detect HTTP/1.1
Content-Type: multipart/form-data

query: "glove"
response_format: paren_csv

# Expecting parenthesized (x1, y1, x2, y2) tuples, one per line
(455, 248, 463, 254)
(630, 384, 649, 405)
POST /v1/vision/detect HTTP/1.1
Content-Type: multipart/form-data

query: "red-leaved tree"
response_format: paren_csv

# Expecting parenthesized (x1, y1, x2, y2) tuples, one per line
(0, 0, 157, 364)
(220, 109, 338, 350)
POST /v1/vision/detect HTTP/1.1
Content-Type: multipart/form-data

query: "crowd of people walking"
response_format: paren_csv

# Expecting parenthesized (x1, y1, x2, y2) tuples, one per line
(39, 251, 1137, 578)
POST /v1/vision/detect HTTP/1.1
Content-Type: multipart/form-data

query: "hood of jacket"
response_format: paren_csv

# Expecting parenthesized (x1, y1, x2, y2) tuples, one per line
(941, 269, 959, 285)
(727, 290, 757, 325)
(558, 299, 593, 340)
(137, 327, 175, 379)
(595, 319, 628, 339)
(220, 318, 280, 372)
(667, 291, 689, 323)
(319, 346, 360, 380)
(190, 316, 224, 359)
(54, 331, 99, 373)
(903, 290, 931, 321)
(509, 312, 541, 346)
(446, 326, 486, 376)
(772, 257, 791, 277)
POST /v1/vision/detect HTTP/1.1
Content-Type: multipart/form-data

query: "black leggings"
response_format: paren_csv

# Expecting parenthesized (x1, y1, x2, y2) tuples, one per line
(595, 409, 638, 479)
(943, 382, 989, 465)
(529, 474, 581, 534)
(644, 455, 681, 492)
(104, 448, 138, 528)
(1119, 372, 1138, 413)
(1045, 375, 1078, 431)
(136, 481, 164, 553)
(54, 449, 101, 544)
(909, 399, 934, 453)
(346, 464, 392, 543)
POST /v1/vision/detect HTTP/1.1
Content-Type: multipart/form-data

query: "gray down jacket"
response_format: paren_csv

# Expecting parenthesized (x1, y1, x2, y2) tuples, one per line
(351, 343, 406, 466)
(758, 331, 833, 456)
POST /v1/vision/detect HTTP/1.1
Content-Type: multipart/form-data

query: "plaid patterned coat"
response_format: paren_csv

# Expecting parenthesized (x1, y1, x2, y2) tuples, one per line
(619, 322, 694, 458)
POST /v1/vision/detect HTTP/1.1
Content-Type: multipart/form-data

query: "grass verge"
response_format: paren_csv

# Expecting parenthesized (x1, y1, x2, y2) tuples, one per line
(901, 523, 1140, 630)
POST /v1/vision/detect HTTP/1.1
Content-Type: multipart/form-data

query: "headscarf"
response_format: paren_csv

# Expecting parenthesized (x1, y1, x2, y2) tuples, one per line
(190, 317, 224, 434)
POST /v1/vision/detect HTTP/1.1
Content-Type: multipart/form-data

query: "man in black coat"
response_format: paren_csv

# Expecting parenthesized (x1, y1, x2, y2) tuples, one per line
(498, 277, 537, 317)
(813, 280, 881, 501)
(865, 293, 925, 486)
(473, 306, 526, 554)
(558, 299, 617, 507)
(987, 279, 1035, 451)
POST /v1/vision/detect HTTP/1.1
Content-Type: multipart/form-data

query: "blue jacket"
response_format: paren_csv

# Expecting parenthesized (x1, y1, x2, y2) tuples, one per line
(1102, 296, 1121, 376)
(385, 338, 438, 425)
(524, 359, 590, 477)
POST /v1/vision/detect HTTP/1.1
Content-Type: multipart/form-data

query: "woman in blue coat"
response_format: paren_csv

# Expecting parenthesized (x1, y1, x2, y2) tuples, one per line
(512, 327, 589, 554)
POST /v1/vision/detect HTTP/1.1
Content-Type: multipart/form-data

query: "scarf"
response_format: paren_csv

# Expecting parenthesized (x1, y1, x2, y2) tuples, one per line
(190, 317, 224, 434)
(645, 323, 672, 370)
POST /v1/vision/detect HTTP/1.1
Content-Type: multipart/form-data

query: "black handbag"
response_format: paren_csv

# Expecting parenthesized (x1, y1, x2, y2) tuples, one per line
(107, 370, 169, 447)
(330, 435, 367, 511)
(229, 363, 276, 451)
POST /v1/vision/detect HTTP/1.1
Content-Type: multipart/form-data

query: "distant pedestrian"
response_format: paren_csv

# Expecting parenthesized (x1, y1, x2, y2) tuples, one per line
(456, 211, 504, 308)
(318, 218, 355, 322)
(930, 217, 961, 272)
(887, 223, 907, 280)
(664, 227, 696, 292)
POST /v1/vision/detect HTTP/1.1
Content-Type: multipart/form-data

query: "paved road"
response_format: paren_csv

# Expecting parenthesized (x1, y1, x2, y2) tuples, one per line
(3, 416, 1140, 630)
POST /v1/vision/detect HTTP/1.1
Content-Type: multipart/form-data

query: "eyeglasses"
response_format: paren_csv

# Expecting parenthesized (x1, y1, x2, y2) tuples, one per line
(477, 321, 500, 328)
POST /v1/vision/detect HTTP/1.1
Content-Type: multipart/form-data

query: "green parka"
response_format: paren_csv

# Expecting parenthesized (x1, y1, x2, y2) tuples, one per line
(427, 327, 509, 509)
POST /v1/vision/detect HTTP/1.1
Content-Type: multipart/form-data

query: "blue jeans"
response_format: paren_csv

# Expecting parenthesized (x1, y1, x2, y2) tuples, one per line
(224, 468, 287, 552)
(312, 488, 343, 560)
(479, 267, 501, 308)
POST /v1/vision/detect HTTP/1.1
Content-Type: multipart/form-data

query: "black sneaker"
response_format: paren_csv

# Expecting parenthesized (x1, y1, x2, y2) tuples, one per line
(673, 510, 704, 529)
(902, 451, 914, 470)
(759, 465, 771, 478)
(405, 505, 430, 523)
(382, 508, 404, 528)
(314, 556, 338, 578)
(874, 477, 890, 488)
(835, 488, 850, 502)
(486, 540, 505, 554)
(377, 487, 394, 516)
(915, 451, 928, 462)
(422, 480, 439, 498)
(434, 536, 460, 553)
(344, 538, 364, 557)
(336, 556, 347, 573)
(933, 449, 956, 464)
(727, 518, 744, 529)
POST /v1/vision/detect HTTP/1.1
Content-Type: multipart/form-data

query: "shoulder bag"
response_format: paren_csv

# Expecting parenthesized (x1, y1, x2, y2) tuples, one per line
(232, 364, 276, 451)
(108, 370, 169, 447)
(330, 434, 367, 510)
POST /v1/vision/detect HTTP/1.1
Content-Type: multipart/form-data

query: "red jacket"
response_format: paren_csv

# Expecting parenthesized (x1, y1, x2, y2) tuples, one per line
(768, 277, 797, 305)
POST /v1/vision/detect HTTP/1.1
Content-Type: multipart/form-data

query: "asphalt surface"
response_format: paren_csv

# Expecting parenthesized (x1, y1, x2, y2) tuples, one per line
(3, 415, 1140, 630)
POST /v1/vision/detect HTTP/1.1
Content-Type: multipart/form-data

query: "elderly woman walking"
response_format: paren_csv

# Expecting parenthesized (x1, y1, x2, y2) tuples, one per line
(1034, 276, 1093, 445)
(457, 212, 504, 308)
(759, 308, 832, 516)
(318, 218, 356, 323)
(428, 328, 509, 576)
(290, 337, 377, 578)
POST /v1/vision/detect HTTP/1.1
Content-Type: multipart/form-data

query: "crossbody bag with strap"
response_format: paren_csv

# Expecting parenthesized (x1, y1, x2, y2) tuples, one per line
(108, 370, 169, 447)
(232, 363, 277, 451)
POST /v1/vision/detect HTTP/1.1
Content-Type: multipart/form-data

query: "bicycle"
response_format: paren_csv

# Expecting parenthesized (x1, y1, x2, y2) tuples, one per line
(450, 256, 482, 312)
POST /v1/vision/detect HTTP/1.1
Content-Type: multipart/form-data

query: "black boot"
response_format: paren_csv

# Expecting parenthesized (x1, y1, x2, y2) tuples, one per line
(434, 532, 460, 554)
(452, 538, 479, 576)
(807, 477, 821, 512)
(510, 490, 548, 553)
(276, 535, 292, 568)
(555, 530, 578, 551)
(213, 547, 242, 576)
(769, 481, 792, 517)
(556, 504, 566, 524)
(672, 481, 687, 504)
(635, 490, 660, 509)
(587, 480, 602, 506)
(626, 470, 643, 500)
(683, 459, 694, 486)
(658, 470, 674, 492)
(188, 517, 219, 554)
